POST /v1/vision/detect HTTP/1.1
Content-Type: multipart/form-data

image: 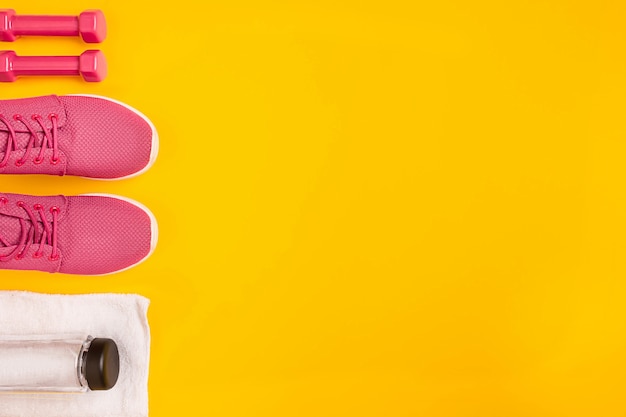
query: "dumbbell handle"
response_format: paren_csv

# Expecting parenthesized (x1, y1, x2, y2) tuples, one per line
(10, 55, 81, 76)
(11, 15, 81, 37)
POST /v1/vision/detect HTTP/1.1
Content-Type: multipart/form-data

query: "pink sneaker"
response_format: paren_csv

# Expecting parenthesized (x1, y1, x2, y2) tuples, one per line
(0, 193, 157, 275)
(0, 95, 158, 179)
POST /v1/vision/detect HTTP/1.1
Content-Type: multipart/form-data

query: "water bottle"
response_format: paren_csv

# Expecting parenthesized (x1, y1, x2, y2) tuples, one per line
(0, 335, 119, 392)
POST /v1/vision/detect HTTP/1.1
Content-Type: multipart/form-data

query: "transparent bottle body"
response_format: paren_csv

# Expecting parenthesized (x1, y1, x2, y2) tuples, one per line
(0, 335, 92, 392)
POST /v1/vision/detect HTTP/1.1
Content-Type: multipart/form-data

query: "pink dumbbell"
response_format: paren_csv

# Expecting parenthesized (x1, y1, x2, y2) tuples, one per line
(0, 50, 107, 82)
(0, 9, 106, 43)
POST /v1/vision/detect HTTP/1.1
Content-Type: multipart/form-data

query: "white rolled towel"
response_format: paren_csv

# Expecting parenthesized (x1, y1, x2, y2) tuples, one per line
(0, 291, 150, 417)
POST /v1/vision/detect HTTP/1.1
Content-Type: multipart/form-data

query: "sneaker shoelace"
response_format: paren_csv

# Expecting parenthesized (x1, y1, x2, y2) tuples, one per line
(0, 197, 59, 262)
(0, 113, 60, 168)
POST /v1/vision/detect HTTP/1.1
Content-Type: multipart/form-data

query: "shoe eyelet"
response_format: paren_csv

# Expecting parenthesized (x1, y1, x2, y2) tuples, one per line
(15, 159, 25, 167)
(13, 114, 22, 121)
(0, 197, 7, 205)
(50, 206, 60, 214)
(48, 254, 60, 262)
(33, 157, 44, 165)
(31, 114, 41, 121)
(50, 157, 60, 165)
(48, 113, 58, 121)
(33, 252, 43, 259)
(16, 201, 25, 208)
(14, 253, 24, 260)
(33, 204, 43, 210)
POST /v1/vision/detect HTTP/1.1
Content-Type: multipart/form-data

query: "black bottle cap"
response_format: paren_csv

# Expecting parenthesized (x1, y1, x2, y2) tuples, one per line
(85, 338, 120, 391)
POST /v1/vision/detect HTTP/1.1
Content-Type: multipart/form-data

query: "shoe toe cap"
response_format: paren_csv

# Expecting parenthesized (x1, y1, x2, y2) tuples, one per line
(60, 195, 156, 275)
(59, 95, 156, 179)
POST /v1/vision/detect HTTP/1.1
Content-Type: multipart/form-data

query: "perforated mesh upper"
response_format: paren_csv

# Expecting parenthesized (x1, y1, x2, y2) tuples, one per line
(0, 95, 154, 179)
(0, 193, 153, 275)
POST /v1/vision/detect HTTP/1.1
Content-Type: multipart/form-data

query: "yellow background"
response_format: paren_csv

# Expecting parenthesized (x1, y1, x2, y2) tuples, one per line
(2, 0, 626, 415)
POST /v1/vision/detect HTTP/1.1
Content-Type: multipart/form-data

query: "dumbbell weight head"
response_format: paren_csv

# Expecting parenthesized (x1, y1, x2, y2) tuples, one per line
(80, 50, 107, 82)
(0, 10, 17, 42)
(78, 10, 107, 43)
(0, 50, 16, 81)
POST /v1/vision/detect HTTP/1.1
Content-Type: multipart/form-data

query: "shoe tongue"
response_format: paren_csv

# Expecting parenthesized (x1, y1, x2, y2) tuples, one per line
(0, 212, 27, 248)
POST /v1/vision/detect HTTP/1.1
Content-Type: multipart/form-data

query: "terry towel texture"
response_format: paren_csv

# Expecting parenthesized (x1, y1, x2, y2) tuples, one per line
(0, 291, 150, 417)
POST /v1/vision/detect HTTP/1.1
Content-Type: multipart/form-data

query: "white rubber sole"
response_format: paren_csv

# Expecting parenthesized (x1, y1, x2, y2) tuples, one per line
(81, 193, 158, 275)
(68, 94, 159, 181)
